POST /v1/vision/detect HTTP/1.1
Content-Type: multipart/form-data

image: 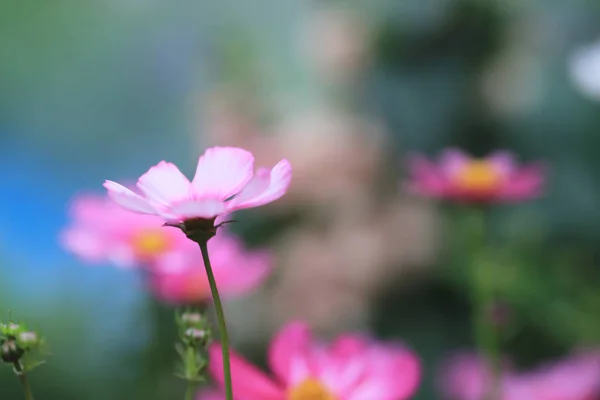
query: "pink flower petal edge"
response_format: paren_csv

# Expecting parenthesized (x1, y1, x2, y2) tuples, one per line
(207, 321, 421, 400)
(267, 321, 314, 386)
(61, 193, 189, 268)
(405, 154, 446, 198)
(104, 147, 291, 221)
(191, 147, 255, 199)
(405, 148, 545, 204)
(499, 163, 545, 201)
(104, 180, 158, 214)
(227, 160, 293, 211)
(208, 344, 283, 400)
(439, 350, 600, 400)
(148, 231, 272, 303)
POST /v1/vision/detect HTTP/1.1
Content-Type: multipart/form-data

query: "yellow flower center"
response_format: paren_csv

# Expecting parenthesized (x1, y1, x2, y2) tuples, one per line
(288, 379, 336, 400)
(453, 160, 502, 193)
(131, 230, 170, 258)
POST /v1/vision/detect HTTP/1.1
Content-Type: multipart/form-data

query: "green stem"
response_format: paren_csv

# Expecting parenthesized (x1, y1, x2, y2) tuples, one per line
(184, 381, 197, 400)
(199, 241, 233, 400)
(13, 362, 34, 400)
(469, 209, 501, 400)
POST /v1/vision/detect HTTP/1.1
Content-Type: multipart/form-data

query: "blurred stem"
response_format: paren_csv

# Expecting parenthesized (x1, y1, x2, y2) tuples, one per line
(184, 381, 197, 400)
(13, 361, 34, 400)
(198, 241, 233, 400)
(470, 209, 501, 400)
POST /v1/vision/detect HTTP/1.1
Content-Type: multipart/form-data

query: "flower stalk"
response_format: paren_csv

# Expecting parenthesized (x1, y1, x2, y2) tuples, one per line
(184, 382, 197, 400)
(165, 217, 234, 400)
(13, 361, 34, 400)
(198, 241, 233, 400)
(469, 210, 501, 400)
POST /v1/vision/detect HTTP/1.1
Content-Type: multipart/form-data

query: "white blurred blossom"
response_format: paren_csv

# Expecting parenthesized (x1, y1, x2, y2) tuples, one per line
(299, 5, 371, 82)
(569, 38, 600, 101)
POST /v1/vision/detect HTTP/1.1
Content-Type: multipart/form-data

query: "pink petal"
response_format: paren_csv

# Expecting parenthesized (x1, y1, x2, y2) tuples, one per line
(191, 147, 255, 200)
(227, 167, 271, 204)
(500, 163, 545, 201)
(383, 346, 421, 399)
(321, 335, 371, 394)
(149, 231, 272, 302)
(439, 148, 470, 178)
(226, 159, 292, 211)
(69, 195, 108, 223)
(488, 151, 517, 178)
(167, 199, 226, 220)
(195, 389, 225, 400)
(348, 345, 421, 400)
(528, 351, 600, 400)
(405, 154, 447, 197)
(330, 334, 370, 360)
(438, 354, 492, 400)
(268, 321, 314, 386)
(106, 244, 138, 268)
(104, 180, 158, 214)
(208, 344, 283, 400)
(136, 161, 191, 206)
(148, 268, 211, 304)
(59, 228, 107, 264)
(213, 250, 272, 297)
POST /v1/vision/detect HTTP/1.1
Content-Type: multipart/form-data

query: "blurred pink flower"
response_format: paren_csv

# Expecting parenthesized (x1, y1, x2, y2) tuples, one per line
(148, 230, 272, 304)
(440, 351, 600, 400)
(104, 146, 291, 221)
(406, 149, 544, 204)
(201, 321, 420, 400)
(197, 389, 224, 400)
(61, 194, 189, 267)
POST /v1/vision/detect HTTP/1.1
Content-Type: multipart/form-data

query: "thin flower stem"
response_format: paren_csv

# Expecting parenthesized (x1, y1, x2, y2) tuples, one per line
(184, 381, 197, 400)
(470, 209, 501, 400)
(13, 362, 34, 400)
(199, 241, 233, 400)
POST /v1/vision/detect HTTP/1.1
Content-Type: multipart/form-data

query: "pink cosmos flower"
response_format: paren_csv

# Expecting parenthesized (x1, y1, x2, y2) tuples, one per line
(440, 351, 600, 400)
(406, 149, 544, 204)
(148, 230, 272, 304)
(103, 146, 292, 222)
(61, 194, 190, 267)
(199, 321, 421, 400)
(62, 194, 272, 302)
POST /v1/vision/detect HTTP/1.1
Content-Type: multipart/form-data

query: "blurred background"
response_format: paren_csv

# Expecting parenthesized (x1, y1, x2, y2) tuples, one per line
(2, 0, 600, 398)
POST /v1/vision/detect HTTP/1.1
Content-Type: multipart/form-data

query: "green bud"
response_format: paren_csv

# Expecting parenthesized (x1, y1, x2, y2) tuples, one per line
(1, 340, 24, 364)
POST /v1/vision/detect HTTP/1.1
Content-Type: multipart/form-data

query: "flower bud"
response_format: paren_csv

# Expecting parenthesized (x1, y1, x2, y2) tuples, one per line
(1, 323, 21, 335)
(184, 328, 210, 346)
(181, 312, 203, 325)
(185, 327, 207, 340)
(1, 340, 24, 364)
(18, 331, 38, 346)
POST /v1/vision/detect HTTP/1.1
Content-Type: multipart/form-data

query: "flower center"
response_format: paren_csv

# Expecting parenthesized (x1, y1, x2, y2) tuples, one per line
(288, 378, 336, 400)
(131, 230, 170, 258)
(453, 161, 502, 193)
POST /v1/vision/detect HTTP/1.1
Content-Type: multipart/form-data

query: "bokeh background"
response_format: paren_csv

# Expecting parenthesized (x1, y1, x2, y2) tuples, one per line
(2, 0, 600, 398)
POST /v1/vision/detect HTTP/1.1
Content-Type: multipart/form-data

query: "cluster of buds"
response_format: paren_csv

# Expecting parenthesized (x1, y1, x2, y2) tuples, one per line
(174, 310, 212, 383)
(0, 320, 44, 373)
